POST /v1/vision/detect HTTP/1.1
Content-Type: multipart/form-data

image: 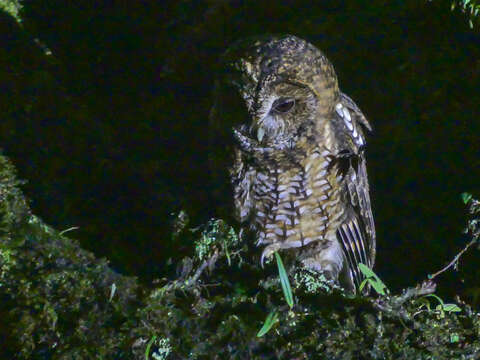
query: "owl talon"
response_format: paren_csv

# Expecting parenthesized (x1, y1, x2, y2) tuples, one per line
(260, 244, 280, 267)
(260, 253, 267, 268)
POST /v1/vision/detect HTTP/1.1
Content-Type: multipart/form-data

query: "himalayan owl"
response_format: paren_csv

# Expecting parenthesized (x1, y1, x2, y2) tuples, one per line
(209, 35, 376, 293)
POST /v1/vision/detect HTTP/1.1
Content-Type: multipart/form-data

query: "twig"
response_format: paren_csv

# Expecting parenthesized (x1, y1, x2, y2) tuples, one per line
(59, 226, 80, 235)
(190, 260, 209, 283)
(391, 280, 437, 307)
(372, 281, 437, 321)
(428, 237, 477, 281)
(157, 260, 209, 295)
(429, 197, 479, 280)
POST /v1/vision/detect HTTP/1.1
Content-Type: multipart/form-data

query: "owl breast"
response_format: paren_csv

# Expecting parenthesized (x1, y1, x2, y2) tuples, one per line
(234, 145, 346, 255)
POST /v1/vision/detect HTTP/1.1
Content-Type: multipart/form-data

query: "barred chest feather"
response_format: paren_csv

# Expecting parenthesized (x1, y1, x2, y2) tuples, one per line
(233, 145, 347, 253)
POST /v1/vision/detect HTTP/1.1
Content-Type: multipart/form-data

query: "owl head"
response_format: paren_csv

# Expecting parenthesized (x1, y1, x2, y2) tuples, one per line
(212, 35, 340, 151)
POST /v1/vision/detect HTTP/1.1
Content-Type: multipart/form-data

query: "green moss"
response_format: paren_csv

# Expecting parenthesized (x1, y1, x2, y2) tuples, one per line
(150, 337, 172, 360)
(0, 247, 14, 283)
(293, 267, 338, 294)
(195, 218, 239, 263)
(1, 151, 480, 358)
(0, 154, 140, 358)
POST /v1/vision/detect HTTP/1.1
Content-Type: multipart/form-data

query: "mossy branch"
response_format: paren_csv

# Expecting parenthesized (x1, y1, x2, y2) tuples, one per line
(2, 154, 480, 359)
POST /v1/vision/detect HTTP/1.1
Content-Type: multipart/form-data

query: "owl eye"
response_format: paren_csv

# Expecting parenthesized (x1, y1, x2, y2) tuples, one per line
(272, 98, 295, 114)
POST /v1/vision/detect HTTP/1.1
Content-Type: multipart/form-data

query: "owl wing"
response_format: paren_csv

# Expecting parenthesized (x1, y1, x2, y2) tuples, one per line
(335, 93, 376, 292)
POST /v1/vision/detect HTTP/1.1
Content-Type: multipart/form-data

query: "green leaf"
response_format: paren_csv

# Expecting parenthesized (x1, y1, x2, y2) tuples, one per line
(109, 282, 117, 302)
(257, 310, 279, 337)
(358, 263, 376, 278)
(462, 193, 473, 204)
(369, 278, 387, 296)
(450, 333, 460, 343)
(443, 303, 462, 312)
(145, 335, 157, 360)
(223, 239, 231, 266)
(358, 263, 387, 295)
(358, 278, 368, 293)
(275, 252, 294, 308)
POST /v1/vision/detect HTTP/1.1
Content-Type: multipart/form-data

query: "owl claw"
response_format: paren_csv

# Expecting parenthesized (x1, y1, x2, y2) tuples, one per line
(260, 253, 267, 268)
(260, 244, 280, 267)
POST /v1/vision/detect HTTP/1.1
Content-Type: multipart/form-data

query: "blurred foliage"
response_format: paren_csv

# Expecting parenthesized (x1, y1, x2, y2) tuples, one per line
(2, 153, 480, 358)
(450, 0, 480, 27)
(0, 0, 22, 23)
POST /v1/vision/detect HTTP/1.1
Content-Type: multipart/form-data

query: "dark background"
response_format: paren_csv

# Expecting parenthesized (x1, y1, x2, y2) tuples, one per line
(1, 1, 479, 302)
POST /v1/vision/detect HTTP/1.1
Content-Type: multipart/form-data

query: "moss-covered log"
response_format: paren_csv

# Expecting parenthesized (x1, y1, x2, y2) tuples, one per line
(1, 153, 480, 359)
(0, 154, 141, 358)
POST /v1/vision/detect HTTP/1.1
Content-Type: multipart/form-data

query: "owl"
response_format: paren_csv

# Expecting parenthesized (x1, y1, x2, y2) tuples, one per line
(209, 35, 376, 293)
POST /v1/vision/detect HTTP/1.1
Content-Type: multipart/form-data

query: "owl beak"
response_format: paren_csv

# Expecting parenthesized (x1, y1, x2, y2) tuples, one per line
(254, 113, 274, 143)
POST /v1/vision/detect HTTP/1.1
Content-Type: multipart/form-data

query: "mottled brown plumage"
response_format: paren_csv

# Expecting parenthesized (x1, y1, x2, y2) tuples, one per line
(210, 35, 376, 293)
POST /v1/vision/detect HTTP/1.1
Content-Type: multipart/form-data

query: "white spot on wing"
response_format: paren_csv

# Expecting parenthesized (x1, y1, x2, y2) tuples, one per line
(345, 120, 354, 131)
(342, 107, 352, 123)
(335, 103, 343, 117)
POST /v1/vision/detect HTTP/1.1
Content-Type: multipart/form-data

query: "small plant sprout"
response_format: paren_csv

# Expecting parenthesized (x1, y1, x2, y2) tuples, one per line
(257, 310, 279, 337)
(257, 252, 294, 337)
(461, 192, 473, 204)
(109, 283, 116, 302)
(275, 252, 294, 308)
(358, 263, 388, 296)
(425, 294, 461, 318)
(428, 193, 479, 281)
(145, 335, 157, 360)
